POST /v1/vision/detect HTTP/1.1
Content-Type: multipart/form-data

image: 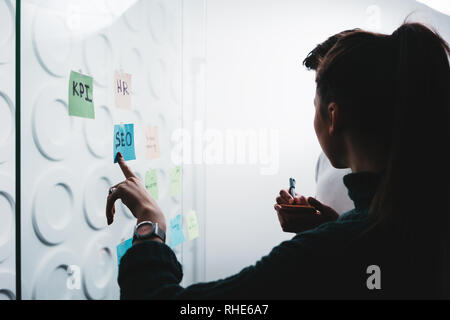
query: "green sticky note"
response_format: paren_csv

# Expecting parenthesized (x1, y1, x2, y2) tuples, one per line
(145, 169, 158, 200)
(186, 210, 199, 240)
(69, 70, 95, 119)
(169, 166, 181, 196)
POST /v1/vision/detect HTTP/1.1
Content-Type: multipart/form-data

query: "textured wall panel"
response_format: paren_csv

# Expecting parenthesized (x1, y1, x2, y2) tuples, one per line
(31, 167, 76, 245)
(32, 7, 73, 77)
(0, 0, 14, 64)
(0, 92, 14, 163)
(0, 175, 14, 263)
(0, 0, 15, 300)
(21, 0, 191, 299)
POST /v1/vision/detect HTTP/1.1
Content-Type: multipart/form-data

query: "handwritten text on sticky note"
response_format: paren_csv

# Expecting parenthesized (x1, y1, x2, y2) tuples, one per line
(170, 166, 181, 196)
(169, 214, 185, 248)
(114, 71, 132, 110)
(145, 126, 160, 160)
(145, 169, 158, 200)
(113, 123, 136, 162)
(69, 70, 95, 119)
(186, 210, 199, 240)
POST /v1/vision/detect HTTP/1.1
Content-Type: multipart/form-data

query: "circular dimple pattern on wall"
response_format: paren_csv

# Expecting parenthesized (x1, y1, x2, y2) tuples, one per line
(130, 110, 144, 158)
(121, 47, 144, 96)
(83, 165, 113, 230)
(148, 1, 168, 44)
(32, 8, 73, 77)
(0, 91, 14, 163)
(84, 105, 113, 158)
(119, 221, 136, 243)
(32, 249, 81, 299)
(123, 1, 145, 32)
(148, 58, 166, 100)
(0, 271, 15, 300)
(32, 168, 75, 245)
(21, 0, 190, 300)
(32, 85, 75, 161)
(0, 0, 14, 64)
(156, 113, 169, 158)
(83, 234, 114, 300)
(0, 174, 14, 262)
(83, 33, 113, 88)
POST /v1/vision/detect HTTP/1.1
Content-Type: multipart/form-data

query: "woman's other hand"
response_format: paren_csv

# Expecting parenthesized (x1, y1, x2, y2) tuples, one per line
(106, 153, 166, 233)
(275, 189, 309, 206)
(274, 190, 339, 233)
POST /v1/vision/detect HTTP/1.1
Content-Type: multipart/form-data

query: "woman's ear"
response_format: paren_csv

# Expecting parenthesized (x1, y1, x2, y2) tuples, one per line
(327, 102, 342, 135)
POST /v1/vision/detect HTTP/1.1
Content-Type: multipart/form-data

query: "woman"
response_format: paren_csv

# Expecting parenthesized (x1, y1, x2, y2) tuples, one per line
(107, 22, 450, 299)
(275, 30, 356, 234)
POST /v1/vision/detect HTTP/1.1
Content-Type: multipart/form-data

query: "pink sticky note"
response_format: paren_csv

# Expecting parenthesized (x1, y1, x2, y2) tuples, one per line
(114, 71, 132, 109)
(145, 126, 160, 160)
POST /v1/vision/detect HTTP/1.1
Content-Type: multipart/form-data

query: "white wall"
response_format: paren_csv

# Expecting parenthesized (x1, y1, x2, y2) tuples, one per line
(203, 0, 450, 281)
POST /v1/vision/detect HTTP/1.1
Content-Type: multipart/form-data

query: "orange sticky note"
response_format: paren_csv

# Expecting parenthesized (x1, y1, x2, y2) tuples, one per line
(145, 126, 160, 160)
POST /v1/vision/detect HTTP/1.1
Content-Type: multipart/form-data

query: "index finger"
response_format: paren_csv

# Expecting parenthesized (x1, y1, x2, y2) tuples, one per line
(116, 152, 136, 179)
(279, 189, 294, 203)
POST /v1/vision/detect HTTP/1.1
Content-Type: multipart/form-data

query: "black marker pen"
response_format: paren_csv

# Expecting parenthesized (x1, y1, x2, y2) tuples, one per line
(289, 177, 296, 199)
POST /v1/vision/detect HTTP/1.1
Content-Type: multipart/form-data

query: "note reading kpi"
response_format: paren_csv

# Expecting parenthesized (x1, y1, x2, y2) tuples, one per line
(69, 70, 95, 119)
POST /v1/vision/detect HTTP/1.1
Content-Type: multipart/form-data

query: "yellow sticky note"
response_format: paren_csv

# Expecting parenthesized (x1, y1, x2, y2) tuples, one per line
(169, 166, 181, 196)
(145, 126, 160, 160)
(186, 210, 199, 240)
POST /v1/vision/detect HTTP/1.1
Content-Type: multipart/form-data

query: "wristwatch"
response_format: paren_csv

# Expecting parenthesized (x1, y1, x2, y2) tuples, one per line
(133, 221, 166, 243)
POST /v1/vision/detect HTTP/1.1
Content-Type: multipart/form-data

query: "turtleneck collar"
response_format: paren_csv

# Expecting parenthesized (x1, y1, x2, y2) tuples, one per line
(342, 171, 381, 211)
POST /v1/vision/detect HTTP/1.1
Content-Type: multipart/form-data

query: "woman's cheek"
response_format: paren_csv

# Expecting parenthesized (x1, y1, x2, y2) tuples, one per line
(313, 111, 322, 142)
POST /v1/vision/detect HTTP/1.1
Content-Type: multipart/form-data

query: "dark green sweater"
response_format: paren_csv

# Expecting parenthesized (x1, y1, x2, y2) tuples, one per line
(118, 172, 429, 299)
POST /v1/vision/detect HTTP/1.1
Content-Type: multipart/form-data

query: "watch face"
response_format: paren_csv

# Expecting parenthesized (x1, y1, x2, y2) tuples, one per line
(137, 223, 153, 236)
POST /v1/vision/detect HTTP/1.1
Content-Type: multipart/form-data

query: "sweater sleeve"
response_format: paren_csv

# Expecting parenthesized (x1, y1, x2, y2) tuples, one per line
(117, 214, 371, 300)
(118, 236, 318, 300)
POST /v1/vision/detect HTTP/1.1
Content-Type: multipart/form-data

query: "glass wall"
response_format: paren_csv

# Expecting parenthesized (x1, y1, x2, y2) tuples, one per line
(19, 0, 206, 299)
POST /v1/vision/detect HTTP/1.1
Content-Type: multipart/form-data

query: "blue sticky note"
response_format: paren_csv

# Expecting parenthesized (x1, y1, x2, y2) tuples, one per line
(116, 237, 133, 267)
(113, 123, 136, 162)
(169, 214, 185, 248)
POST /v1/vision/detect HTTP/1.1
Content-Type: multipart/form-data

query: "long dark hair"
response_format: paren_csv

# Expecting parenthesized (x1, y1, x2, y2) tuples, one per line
(304, 22, 450, 298)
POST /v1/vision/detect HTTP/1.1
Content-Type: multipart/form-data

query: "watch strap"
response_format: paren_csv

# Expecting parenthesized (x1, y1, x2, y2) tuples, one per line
(153, 223, 166, 242)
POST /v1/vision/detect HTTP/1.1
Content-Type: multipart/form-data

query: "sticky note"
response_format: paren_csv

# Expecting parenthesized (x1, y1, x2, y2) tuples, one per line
(113, 123, 136, 162)
(186, 210, 199, 240)
(145, 169, 158, 200)
(169, 214, 185, 248)
(69, 70, 95, 119)
(145, 126, 160, 160)
(116, 237, 133, 267)
(114, 71, 132, 109)
(169, 166, 181, 196)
